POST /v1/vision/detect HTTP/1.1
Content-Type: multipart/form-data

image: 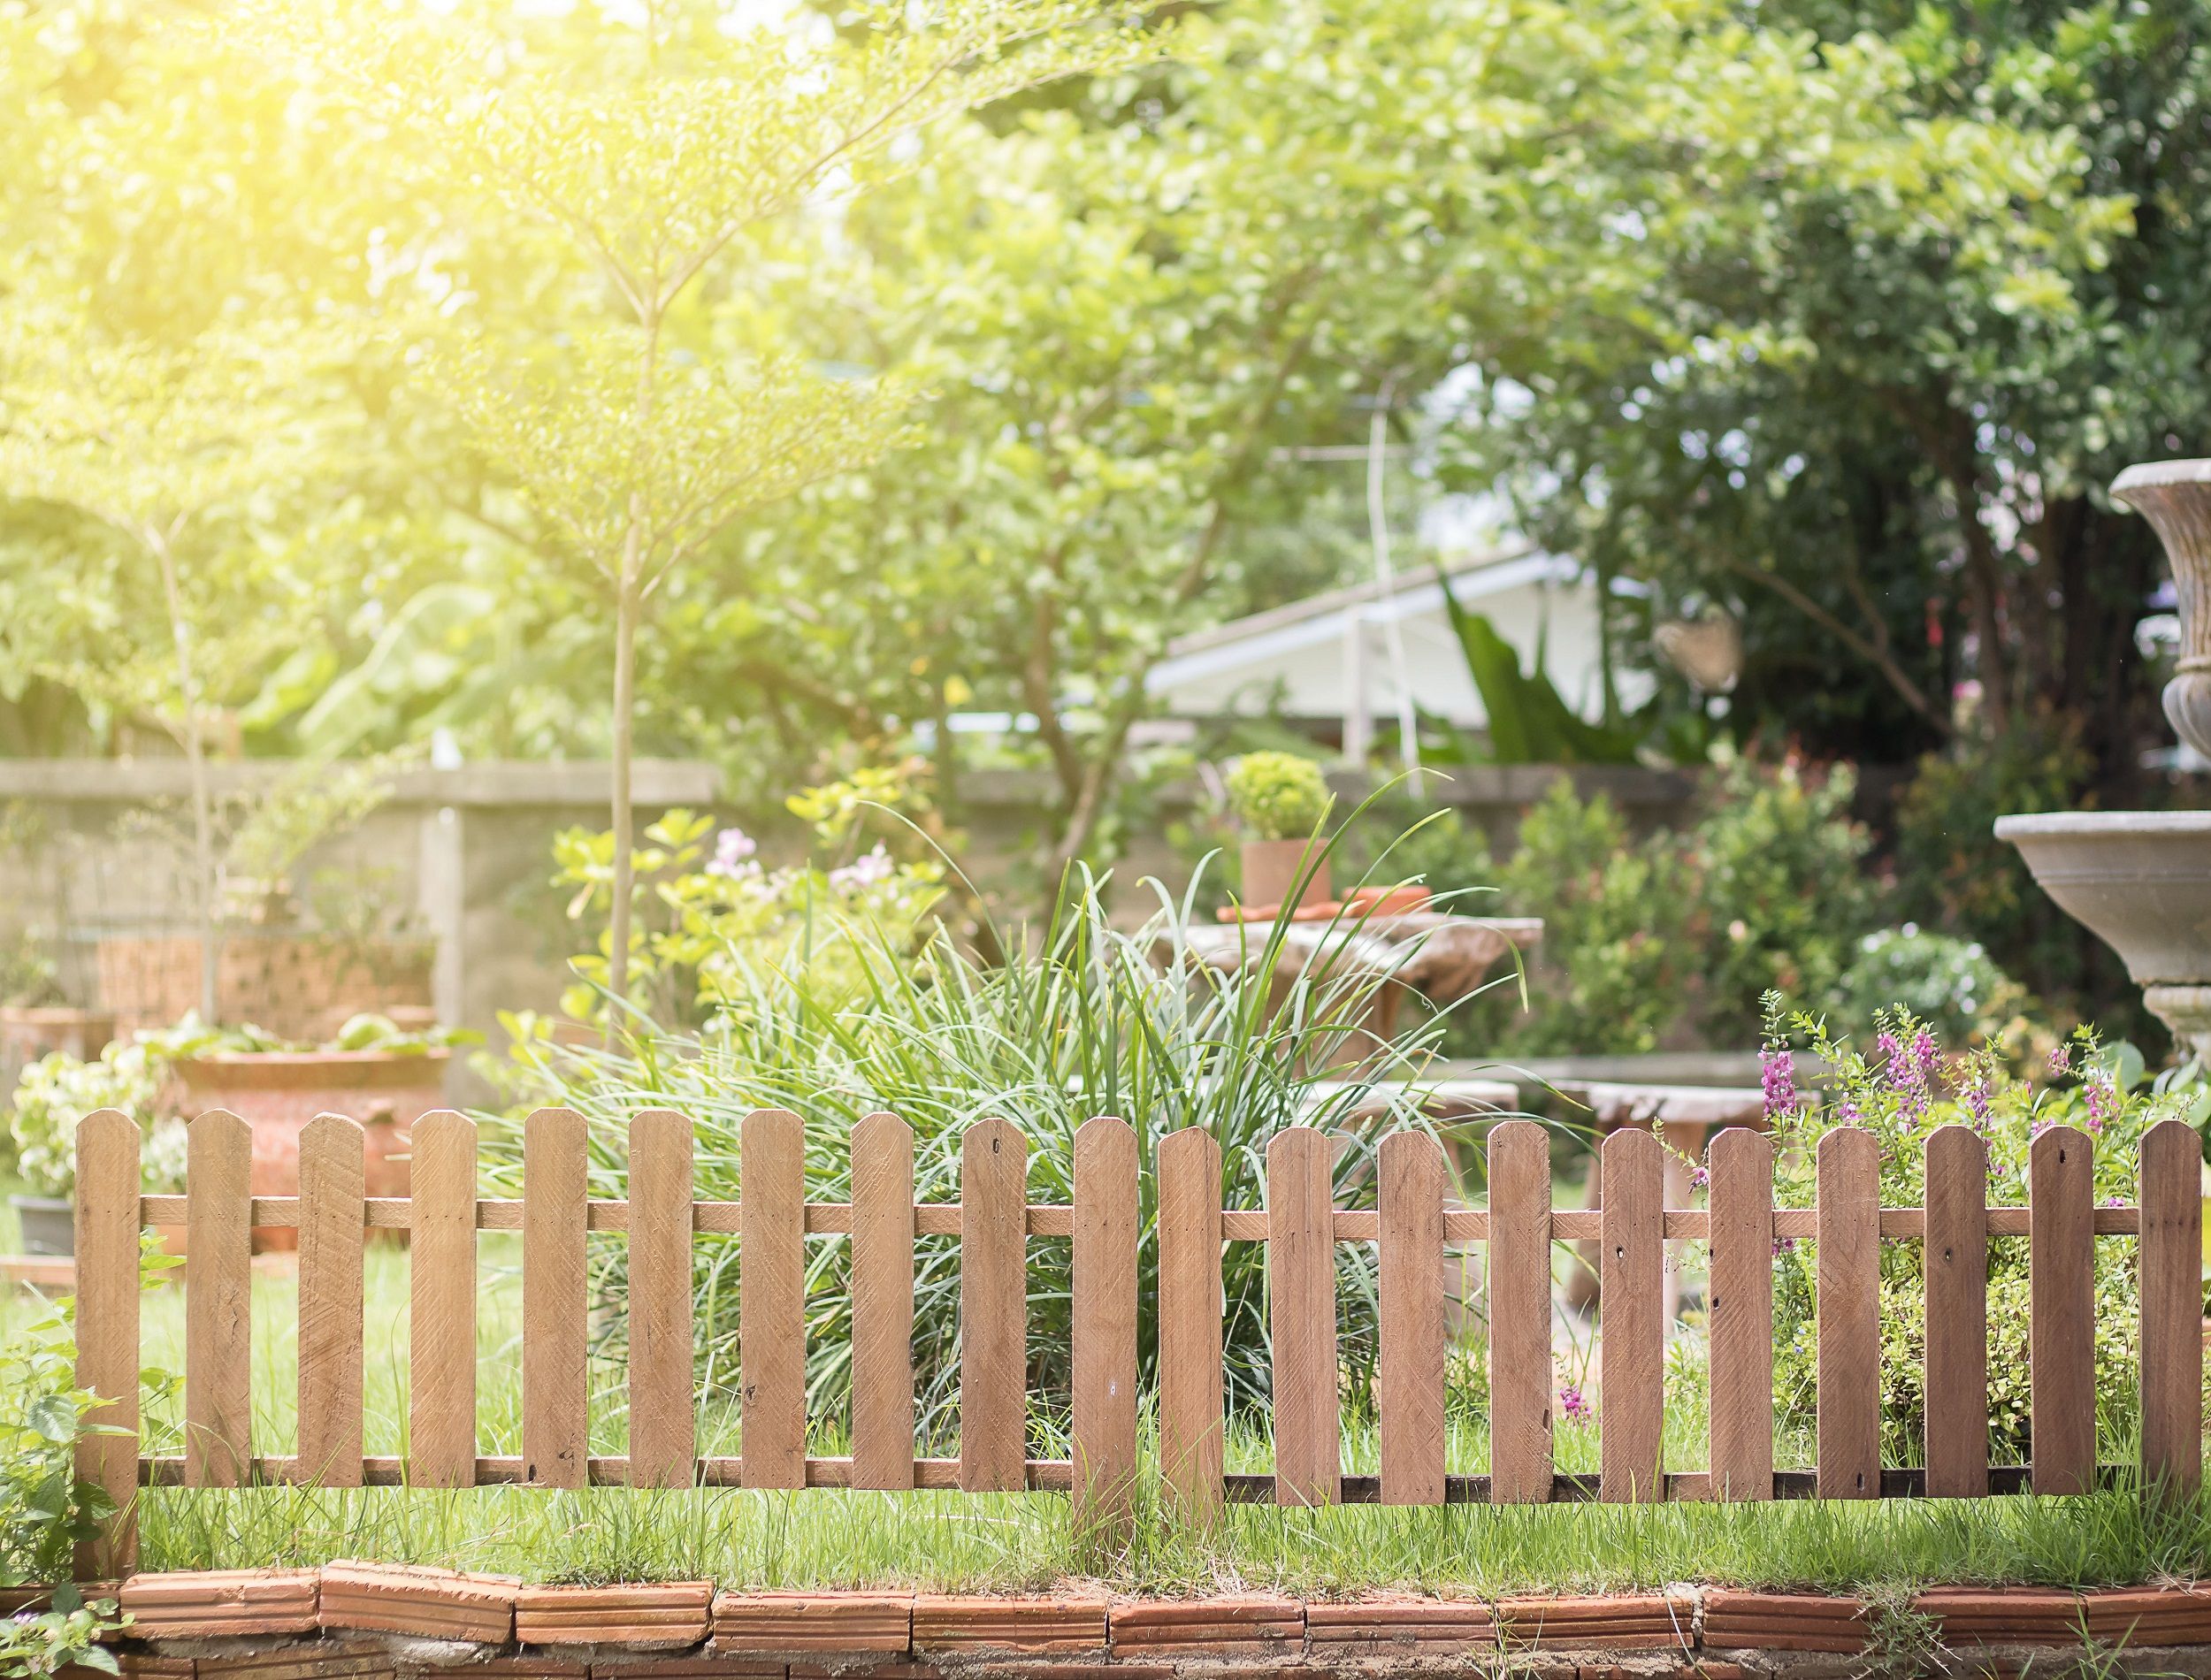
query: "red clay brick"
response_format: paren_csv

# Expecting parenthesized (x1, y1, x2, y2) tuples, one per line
(711, 1592, 912, 1656)
(2080, 1584, 2211, 1646)
(1913, 1587, 2084, 1647)
(909, 1596, 1106, 1654)
(516, 1583, 713, 1649)
(1109, 1596, 1303, 1655)
(317, 1562, 517, 1645)
(1304, 1597, 1495, 1654)
(1497, 1595, 1691, 1652)
(121, 1571, 321, 1640)
(194, 1642, 392, 1680)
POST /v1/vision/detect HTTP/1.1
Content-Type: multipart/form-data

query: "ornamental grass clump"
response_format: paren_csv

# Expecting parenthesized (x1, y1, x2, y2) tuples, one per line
(1761, 995, 2210, 1467)
(495, 849, 1483, 1448)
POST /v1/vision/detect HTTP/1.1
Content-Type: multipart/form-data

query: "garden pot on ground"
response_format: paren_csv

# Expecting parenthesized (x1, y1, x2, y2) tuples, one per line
(172, 1048, 450, 1252)
(8, 1193, 72, 1256)
(1239, 837, 1331, 915)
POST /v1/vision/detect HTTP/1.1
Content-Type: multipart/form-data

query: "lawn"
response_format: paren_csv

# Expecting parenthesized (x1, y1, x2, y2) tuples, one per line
(22, 1231, 2210, 1598)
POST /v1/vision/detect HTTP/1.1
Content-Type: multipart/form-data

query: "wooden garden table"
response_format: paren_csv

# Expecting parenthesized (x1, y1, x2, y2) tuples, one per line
(1174, 913, 1543, 1065)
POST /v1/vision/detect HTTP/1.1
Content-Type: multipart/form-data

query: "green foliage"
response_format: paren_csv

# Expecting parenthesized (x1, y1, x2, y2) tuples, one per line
(497, 861, 1468, 1435)
(1438, 584, 1641, 766)
(1765, 1005, 2196, 1466)
(1686, 756, 1874, 1044)
(0, 1302, 126, 1592)
(8, 1041, 184, 1202)
(1483, 780, 1693, 1056)
(7, 1013, 471, 1198)
(1222, 752, 1332, 841)
(1892, 720, 2142, 1033)
(1833, 928, 2024, 1049)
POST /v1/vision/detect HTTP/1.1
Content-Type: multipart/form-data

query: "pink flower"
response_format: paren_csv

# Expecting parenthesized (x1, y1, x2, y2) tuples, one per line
(1559, 1383, 1590, 1425)
(707, 828, 761, 879)
(1759, 1047, 1802, 1121)
(1689, 1163, 1710, 1190)
(2048, 1042, 2073, 1077)
(829, 844, 896, 893)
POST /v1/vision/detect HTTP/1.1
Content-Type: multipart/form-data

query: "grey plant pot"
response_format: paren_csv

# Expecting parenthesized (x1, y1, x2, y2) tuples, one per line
(9, 1193, 73, 1256)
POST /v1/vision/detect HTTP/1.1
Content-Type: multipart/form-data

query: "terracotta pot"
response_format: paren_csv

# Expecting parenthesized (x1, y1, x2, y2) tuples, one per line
(1239, 837, 1331, 915)
(172, 1049, 451, 1252)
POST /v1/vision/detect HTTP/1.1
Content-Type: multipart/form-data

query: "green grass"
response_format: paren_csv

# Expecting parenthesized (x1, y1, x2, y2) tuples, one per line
(15, 1245, 2207, 1596)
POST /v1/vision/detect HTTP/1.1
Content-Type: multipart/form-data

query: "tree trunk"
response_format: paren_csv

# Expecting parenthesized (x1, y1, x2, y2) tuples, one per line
(608, 572, 640, 1019)
(149, 526, 220, 1024)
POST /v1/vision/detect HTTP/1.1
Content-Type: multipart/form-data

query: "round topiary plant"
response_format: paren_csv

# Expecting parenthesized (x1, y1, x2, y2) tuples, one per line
(1224, 751, 1332, 841)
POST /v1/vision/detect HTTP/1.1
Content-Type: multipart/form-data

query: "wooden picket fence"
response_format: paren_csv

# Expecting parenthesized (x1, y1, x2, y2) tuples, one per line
(69, 1106, 2207, 1578)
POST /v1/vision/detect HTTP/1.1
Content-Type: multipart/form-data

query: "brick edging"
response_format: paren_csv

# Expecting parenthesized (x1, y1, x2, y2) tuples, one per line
(23, 1569, 2211, 1676)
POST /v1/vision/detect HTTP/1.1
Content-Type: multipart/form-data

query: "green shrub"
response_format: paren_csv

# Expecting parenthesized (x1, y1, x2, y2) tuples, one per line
(1479, 778, 1694, 1056)
(0, 1302, 127, 1588)
(494, 860, 1466, 1441)
(1223, 752, 1332, 841)
(1832, 927, 2023, 1046)
(1687, 754, 1874, 1044)
(1764, 1001, 2195, 1466)
(9, 1041, 184, 1201)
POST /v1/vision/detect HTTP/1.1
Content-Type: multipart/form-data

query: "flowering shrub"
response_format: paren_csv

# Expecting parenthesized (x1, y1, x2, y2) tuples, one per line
(553, 792, 945, 1028)
(1759, 995, 2207, 1465)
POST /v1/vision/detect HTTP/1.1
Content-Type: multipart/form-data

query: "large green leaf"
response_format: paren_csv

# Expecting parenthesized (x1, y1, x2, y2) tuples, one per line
(1438, 572, 1642, 765)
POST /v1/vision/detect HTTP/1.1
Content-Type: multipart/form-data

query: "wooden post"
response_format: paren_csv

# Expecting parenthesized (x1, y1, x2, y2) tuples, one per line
(1924, 1125, 1988, 1498)
(2030, 1125, 2094, 1496)
(1815, 1127, 1878, 1498)
(2140, 1117, 2204, 1498)
(630, 1109, 696, 1487)
(1071, 1116, 1137, 1534)
(960, 1117, 1028, 1491)
(1157, 1126, 1224, 1524)
(1707, 1127, 1773, 1501)
(1267, 1126, 1339, 1507)
(522, 1107, 587, 1489)
(739, 1108, 805, 1490)
(409, 1111, 478, 1487)
(73, 1110, 140, 1576)
(851, 1111, 916, 1492)
(185, 1110, 252, 1488)
(1378, 1130, 1446, 1505)
(1488, 1119, 1552, 1503)
(297, 1113, 364, 1487)
(1598, 1126, 1661, 1503)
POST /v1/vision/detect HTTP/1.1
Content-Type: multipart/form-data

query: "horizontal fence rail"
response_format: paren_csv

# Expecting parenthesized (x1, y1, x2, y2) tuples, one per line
(69, 1109, 2207, 1579)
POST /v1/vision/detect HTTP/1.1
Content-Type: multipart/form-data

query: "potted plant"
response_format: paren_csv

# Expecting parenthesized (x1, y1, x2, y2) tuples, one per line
(1225, 751, 1335, 915)
(8, 1038, 188, 1256)
(164, 1012, 474, 1253)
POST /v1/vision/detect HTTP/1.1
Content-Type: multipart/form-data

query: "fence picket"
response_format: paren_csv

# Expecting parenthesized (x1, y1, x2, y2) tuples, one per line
(2140, 1117, 2203, 1497)
(2030, 1124, 2095, 1496)
(186, 1110, 252, 1488)
(1269, 1126, 1339, 1507)
(1816, 1126, 1878, 1499)
(1158, 1126, 1224, 1523)
(960, 1116, 1029, 1491)
(73, 1110, 140, 1575)
(1072, 1116, 1138, 1532)
(630, 1109, 695, 1488)
(1599, 1126, 1662, 1503)
(1708, 1127, 1773, 1501)
(298, 1114, 364, 1487)
(1924, 1124, 1988, 1497)
(740, 1108, 806, 1489)
(1379, 1130, 1446, 1505)
(851, 1111, 916, 1491)
(1488, 1119, 1552, 1503)
(522, 1107, 588, 1488)
(409, 1111, 478, 1488)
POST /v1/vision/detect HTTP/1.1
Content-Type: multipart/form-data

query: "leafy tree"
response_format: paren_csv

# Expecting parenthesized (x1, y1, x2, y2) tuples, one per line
(280, 0, 1163, 1004)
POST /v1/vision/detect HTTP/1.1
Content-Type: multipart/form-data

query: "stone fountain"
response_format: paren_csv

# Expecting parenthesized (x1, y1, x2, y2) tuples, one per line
(1997, 460, 2211, 1061)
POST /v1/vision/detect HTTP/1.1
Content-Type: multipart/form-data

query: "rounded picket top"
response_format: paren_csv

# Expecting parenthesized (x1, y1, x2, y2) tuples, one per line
(2031, 1120, 2092, 1173)
(1708, 1124, 1773, 1174)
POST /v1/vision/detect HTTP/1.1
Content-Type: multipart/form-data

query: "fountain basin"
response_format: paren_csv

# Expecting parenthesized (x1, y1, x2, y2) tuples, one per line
(1995, 812, 2211, 983)
(1996, 811, 2211, 1059)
